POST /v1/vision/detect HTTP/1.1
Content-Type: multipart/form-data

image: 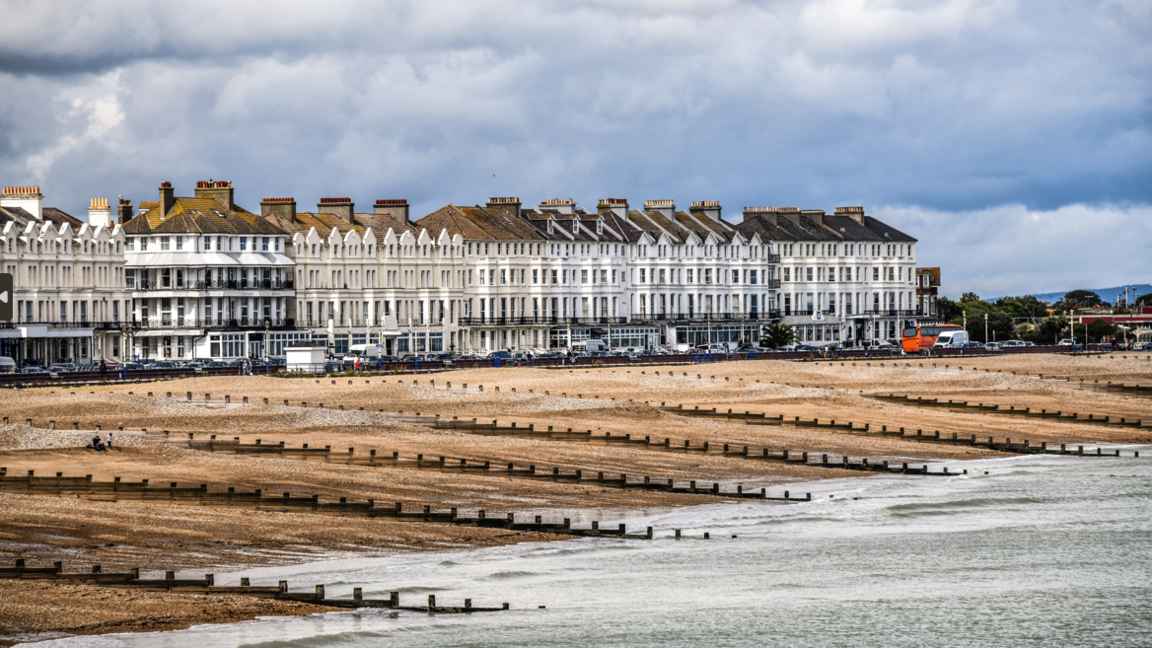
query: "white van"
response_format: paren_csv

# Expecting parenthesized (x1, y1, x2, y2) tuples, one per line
(343, 343, 385, 364)
(0, 356, 15, 373)
(933, 331, 970, 348)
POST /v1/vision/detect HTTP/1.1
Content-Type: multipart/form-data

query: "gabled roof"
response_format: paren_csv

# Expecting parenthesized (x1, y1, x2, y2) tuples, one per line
(862, 216, 917, 243)
(0, 205, 83, 229)
(675, 211, 737, 244)
(415, 204, 544, 241)
(264, 210, 416, 240)
(41, 207, 84, 228)
(124, 197, 286, 236)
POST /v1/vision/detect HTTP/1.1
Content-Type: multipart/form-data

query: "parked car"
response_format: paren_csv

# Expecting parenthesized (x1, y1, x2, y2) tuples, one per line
(47, 363, 79, 372)
(20, 366, 48, 374)
(1057, 339, 1075, 346)
(1000, 340, 1026, 348)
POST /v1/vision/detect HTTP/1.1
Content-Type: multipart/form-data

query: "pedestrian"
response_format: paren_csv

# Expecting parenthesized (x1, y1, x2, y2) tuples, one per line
(107, 432, 113, 449)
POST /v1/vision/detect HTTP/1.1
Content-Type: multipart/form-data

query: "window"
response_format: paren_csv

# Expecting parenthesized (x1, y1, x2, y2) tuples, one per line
(160, 237, 170, 251)
(262, 237, 269, 251)
(176, 236, 183, 250)
(126, 238, 135, 251)
(240, 237, 247, 251)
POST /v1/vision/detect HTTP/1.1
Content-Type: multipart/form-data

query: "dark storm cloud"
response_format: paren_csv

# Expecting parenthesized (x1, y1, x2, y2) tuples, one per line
(0, 0, 1149, 296)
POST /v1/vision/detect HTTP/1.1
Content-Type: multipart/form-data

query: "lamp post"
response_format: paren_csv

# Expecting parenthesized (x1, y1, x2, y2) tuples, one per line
(264, 317, 270, 374)
(984, 313, 988, 344)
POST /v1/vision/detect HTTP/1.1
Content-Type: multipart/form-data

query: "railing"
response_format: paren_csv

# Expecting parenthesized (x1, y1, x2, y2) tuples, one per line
(130, 280, 294, 291)
(766, 253, 781, 264)
(125, 318, 297, 330)
(767, 278, 782, 289)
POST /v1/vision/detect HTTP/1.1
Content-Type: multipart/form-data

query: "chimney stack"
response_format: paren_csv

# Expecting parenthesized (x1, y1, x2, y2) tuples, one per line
(539, 198, 575, 215)
(643, 200, 675, 218)
(597, 198, 628, 218)
(835, 206, 865, 225)
(801, 209, 826, 227)
(486, 197, 521, 217)
(118, 198, 133, 225)
(1, 186, 44, 220)
(159, 182, 174, 218)
(194, 180, 234, 211)
(319, 197, 354, 224)
(742, 206, 780, 225)
(690, 201, 722, 222)
(88, 197, 112, 228)
(374, 199, 409, 225)
(261, 197, 297, 222)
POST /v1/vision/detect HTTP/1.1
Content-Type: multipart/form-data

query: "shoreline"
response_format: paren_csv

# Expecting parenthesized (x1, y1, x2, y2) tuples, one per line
(1, 354, 1148, 644)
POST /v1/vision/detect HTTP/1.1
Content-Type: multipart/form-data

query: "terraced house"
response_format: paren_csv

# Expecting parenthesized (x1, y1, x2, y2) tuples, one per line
(121, 181, 305, 360)
(0, 179, 926, 363)
(0, 186, 130, 366)
(264, 197, 466, 356)
(738, 206, 919, 346)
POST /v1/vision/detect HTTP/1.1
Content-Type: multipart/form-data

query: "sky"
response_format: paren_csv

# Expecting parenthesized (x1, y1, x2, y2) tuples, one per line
(1, 0, 1149, 299)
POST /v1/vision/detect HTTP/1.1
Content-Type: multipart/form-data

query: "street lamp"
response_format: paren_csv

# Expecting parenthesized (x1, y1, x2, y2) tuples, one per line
(984, 313, 988, 344)
(264, 317, 270, 374)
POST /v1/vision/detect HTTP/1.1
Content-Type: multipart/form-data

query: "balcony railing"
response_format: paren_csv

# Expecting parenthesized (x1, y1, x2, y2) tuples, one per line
(129, 279, 295, 291)
(127, 318, 297, 330)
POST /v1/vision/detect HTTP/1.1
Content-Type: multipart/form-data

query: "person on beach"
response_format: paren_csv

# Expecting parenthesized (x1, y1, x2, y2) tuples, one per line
(107, 433, 113, 449)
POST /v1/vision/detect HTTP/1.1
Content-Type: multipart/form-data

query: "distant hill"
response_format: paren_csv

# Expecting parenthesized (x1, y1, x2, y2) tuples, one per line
(989, 284, 1152, 304)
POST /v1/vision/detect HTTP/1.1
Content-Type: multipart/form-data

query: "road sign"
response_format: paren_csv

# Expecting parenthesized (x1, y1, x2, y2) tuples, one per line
(0, 273, 11, 321)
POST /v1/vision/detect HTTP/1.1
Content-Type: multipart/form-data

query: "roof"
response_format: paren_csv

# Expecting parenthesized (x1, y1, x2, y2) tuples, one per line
(124, 196, 286, 236)
(414, 204, 544, 241)
(862, 216, 917, 242)
(0, 205, 82, 229)
(265, 210, 417, 240)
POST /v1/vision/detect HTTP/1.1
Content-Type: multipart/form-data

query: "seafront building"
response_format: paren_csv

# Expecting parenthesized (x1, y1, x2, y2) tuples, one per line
(263, 196, 466, 356)
(0, 186, 130, 366)
(739, 206, 919, 346)
(1, 179, 928, 362)
(120, 181, 305, 360)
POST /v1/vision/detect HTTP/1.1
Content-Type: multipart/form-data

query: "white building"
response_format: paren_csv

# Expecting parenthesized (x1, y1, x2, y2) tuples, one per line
(0, 186, 130, 365)
(261, 197, 467, 356)
(121, 181, 306, 360)
(411, 197, 779, 353)
(738, 206, 919, 346)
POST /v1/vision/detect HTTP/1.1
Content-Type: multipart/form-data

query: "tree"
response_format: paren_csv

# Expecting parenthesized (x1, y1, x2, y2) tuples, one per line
(1085, 319, 1120, 343)
(960, 292, 981, 303)
(1063, 290, 1103, 307)
(949, 309, 1013, 343)
(936, 296, 963, 322)
(997, 295, 1049, 318)
(760, 324, 796, 349)
(1023, 316, 1067, 344)
(1134, 293, 1152, 307)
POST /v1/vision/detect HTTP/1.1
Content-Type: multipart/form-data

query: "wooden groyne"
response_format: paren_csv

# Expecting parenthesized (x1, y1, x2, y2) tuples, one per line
(176, 436, 813, 501)
(870, 394, 1151, 430)
(0, 469, 653, 539)
(426, 419, 967, 475)
(0, 559, 510, 612)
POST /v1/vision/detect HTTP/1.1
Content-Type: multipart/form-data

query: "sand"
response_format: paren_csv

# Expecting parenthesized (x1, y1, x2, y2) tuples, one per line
(1, 351, 1149, 643)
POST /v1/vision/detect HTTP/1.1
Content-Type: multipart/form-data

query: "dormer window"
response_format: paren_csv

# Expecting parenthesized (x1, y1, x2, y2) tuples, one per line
(572, 220, 579, 234)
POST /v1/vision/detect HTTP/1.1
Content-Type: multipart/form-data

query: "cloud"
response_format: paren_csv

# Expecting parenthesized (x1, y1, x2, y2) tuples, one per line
(881, 202, 1152, 299)
(0, 0, 1148, 295)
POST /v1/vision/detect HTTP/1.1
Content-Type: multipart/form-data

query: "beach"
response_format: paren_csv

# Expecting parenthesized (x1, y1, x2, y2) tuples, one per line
(1, 352, 1149, 644)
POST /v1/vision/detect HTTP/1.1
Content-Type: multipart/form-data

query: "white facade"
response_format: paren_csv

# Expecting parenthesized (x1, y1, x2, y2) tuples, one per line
(0, 188, 130, 365)
(122, 181, 305, 361)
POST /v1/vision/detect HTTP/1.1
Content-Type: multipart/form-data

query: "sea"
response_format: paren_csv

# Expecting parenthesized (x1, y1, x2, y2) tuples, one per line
(30, 448, 1152, 647)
